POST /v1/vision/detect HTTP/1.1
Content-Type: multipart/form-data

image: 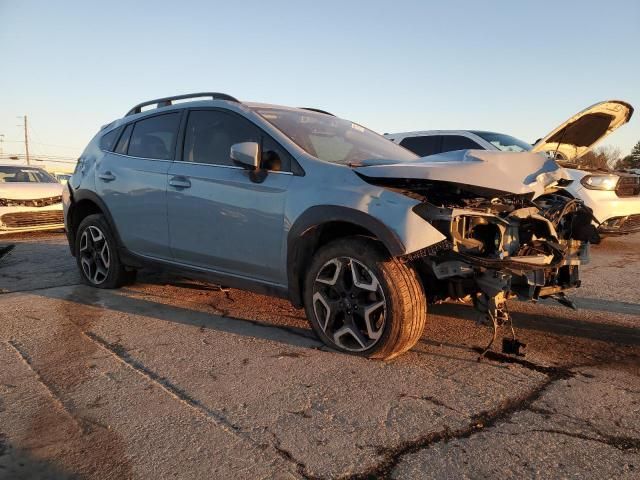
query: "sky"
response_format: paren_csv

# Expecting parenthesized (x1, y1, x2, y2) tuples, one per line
(1, 0, 639, 172)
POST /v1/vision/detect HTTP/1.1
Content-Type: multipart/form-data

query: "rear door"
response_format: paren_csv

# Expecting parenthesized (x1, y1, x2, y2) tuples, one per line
(166, 109, 292, 284)
(95, 112, 181, 259)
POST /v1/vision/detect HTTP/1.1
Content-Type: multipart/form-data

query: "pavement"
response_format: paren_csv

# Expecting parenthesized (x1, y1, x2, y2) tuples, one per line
(0, 232, 638, 479)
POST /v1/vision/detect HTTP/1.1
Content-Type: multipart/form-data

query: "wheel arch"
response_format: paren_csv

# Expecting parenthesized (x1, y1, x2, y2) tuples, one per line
(286, 206, 406, 307)
(67, 189, 123, 257)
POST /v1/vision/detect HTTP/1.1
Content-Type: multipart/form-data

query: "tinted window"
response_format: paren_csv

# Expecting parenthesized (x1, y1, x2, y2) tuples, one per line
(0, 166, 57, 183)
(441, 135, 482, 153)
(469, 131, 532, 152)
(183, 110, 259, 167)
(399, 136, 441, 157)
(100, 127, 121, 151)
(115, 124, 133, 154)
(128, 113, 181, 160)
(252, 106, 417, 165)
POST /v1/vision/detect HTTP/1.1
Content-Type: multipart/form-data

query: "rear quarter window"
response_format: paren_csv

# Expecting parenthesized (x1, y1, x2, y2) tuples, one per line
(100, 127, 121, 151)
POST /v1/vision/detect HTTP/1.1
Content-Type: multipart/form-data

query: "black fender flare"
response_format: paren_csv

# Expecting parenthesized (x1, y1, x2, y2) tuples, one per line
(286, 205, 406, 307)
(67, 188, 125, 256)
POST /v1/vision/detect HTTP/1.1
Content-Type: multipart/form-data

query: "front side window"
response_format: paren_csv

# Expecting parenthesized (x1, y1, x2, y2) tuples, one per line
(469, 131, 533, 153)
(128, 113, 181, 160)
(183, 110, 293, 170)
(252, 106, 417, 165)
(399, 136, 441, 157)
(183, 110, 259, 166)
(0, 166, 58, 183)
(441, 135, 482, 153)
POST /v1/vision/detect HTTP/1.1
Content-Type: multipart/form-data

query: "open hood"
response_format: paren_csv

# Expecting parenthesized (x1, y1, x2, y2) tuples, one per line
(531, 100, 633, 162)
(354, 149, 570, 199)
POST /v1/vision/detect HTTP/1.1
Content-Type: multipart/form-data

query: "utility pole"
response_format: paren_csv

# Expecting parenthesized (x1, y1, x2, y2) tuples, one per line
(23, 115, 30, 165)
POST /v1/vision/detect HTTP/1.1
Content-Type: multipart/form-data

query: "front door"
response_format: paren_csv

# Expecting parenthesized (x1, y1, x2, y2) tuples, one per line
(167, 109, 292, 284)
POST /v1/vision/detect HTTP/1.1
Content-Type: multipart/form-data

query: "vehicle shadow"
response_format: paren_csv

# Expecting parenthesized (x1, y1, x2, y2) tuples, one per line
(36, 285, 323, 351)
(0, 436, 81, 479)
(32, 278, 640, 365)
(429, 302, 640, 346)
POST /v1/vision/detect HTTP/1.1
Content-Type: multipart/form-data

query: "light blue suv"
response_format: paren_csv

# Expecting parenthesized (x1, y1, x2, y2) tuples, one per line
(64, 93, 593, 359)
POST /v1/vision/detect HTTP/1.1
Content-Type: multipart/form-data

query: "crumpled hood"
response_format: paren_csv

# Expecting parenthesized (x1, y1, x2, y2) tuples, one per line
(354, 149, 570, 199)
(0, 182, 63, 200)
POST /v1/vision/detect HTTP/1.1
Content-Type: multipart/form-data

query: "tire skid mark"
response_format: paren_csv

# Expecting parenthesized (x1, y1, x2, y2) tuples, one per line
(6, 339, 85, 433)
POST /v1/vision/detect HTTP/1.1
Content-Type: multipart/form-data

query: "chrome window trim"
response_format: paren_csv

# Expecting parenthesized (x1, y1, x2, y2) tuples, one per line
(106, 151, 293, 175)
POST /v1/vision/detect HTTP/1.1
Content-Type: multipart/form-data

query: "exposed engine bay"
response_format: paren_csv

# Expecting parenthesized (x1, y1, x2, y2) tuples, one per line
(371, 177, 597, 356)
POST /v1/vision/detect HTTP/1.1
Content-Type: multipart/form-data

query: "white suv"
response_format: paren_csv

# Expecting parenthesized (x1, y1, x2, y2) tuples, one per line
(386, 101, 639, 237)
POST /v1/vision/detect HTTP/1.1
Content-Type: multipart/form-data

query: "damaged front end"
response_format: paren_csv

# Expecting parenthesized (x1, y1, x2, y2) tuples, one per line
(406, 186, 591, 305)
(356, 150, 596, 355)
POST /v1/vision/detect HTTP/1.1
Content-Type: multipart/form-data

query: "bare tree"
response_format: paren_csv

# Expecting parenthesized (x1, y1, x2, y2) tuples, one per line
(578, 145, 622, 171)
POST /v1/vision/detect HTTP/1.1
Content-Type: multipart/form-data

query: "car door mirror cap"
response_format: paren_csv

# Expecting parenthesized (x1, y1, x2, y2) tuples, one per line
(231, 142, 268, 183)
(231, 142, 260, 170)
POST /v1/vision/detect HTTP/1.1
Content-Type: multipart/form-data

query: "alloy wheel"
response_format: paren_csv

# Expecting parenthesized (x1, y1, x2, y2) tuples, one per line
(312, 257, 387, 352)
(79, 225, 111, 285)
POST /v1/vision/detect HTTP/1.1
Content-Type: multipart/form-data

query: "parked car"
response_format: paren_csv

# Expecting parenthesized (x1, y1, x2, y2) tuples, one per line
(53, 172, 73, 184)
(64, 93, 593, 359)
(385, 100, 639, 237)
(0, 164, 64, 233)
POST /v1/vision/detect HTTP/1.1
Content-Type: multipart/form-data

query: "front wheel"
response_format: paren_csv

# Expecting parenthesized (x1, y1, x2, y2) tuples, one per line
(303, 237, 427, 360)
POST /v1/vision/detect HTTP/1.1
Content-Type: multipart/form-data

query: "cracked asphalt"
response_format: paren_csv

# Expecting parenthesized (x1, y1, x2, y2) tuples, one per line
(0, 232, 638, 479)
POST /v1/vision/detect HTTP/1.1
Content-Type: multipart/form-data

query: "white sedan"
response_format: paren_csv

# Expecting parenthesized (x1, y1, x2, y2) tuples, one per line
(0, 164, 64, 234)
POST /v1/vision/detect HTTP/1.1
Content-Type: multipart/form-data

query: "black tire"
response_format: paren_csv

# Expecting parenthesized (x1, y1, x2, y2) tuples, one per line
(303, 237, 427, 360)
(75, 214, 133, 289)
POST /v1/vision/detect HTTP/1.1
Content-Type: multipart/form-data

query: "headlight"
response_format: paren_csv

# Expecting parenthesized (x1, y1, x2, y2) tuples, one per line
(580, 174, 619, 191)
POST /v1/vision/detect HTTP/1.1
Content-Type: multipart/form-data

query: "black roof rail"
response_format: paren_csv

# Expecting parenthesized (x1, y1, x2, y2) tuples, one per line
(125, 92, 240, 117)
(300, 107, 335, 116)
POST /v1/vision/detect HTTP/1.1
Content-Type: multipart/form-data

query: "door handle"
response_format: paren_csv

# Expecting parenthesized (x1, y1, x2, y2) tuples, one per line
(169, 176, 191, 189)
(98, 171, 116, 182)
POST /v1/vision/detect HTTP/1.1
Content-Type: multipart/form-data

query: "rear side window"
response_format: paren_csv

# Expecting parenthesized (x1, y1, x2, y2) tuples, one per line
(100, 128, 121, 151)
(115, 124, 133, 154)
(128, 113, 181, 160)
(399, 136, 441, 157)
(441, 135, 482, 153)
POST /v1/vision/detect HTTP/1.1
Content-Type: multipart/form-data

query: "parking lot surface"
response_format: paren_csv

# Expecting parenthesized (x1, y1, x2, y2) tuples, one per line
(0, 232, 639, 479)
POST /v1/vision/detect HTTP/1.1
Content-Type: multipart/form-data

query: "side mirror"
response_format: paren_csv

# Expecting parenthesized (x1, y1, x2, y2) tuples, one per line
(231, 142, 260, 170)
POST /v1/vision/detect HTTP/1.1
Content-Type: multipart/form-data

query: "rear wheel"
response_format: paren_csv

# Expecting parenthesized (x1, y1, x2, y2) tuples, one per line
(304, 237, 427, 360)
(75, 214, 134, 288)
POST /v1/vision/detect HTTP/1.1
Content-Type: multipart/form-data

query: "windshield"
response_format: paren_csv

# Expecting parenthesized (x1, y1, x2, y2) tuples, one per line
(470, 131, 533, 153)
(0, 166, 58, 183)
(252, 107, 418, 165)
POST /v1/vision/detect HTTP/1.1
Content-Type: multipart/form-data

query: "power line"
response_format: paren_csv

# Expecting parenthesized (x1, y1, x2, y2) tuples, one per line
(0, 154, 77, 164)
